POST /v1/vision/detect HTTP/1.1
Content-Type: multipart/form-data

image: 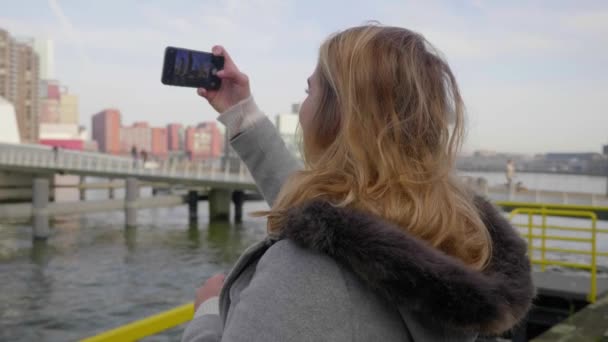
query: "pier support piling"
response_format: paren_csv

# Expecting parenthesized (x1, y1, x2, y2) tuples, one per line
(125, 177, 138, 227)
(109, 178, 115, 199)
(188, 190, 198, 225)
(79, 176, 85, 200)
(209, 189, 231, 221)
(232, 190, 245, 223)
(32, 178, 50, 239)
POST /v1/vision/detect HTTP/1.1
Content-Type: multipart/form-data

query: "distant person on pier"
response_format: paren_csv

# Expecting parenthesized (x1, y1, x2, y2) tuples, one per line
(506, 159, 516, 189)
(141, 150, 148, 166)
(131, 146, 138, 167)
(183, 25, 534, 342)
(52, 145, 59, 163)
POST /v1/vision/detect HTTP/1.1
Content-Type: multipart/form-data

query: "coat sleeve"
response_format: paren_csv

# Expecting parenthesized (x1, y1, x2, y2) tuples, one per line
(181, 314, 223, 342)
(230, 116, 302, 207)
(219, 240, 353, 342)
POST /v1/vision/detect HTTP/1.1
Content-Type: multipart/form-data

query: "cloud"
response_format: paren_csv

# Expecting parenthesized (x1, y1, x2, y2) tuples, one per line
(565, 10, 608, 35)
(381, 1, 607, 61)
(420, 30, 563, 59)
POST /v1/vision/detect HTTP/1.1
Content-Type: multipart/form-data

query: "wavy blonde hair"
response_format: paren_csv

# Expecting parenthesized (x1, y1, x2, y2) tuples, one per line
(265, 25, 491, 270)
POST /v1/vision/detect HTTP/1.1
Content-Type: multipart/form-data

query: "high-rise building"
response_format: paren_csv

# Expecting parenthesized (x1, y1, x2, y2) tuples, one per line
(167, 123, 183, 151)
(0, 30, 13, 102)
(185, 122, 223, 159)
(33, 38, 54, 80)
(59, 92, 78, 124)
(92, 109, 121, 154)
(39, 80, 60, 123)
(0, 29, 40, 143)
(275, 113, 301, 158)
(39, 80, 79, 125)
(120, 121, 151, 154)
(291, 103, 301, 114)
(151, 127, 168, 157)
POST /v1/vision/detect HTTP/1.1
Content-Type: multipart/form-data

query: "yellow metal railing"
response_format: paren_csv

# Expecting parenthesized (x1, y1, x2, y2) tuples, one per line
(80, 303, 193, 342)
(496, 201, 608, 212)
(508, 208, 602, 303)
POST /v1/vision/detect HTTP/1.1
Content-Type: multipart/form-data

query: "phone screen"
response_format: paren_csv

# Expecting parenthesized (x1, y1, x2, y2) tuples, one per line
(161, 47, 224, 90)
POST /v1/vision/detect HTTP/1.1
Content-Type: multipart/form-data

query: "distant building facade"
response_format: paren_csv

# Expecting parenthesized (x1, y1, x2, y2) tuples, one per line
(33, 38, 54, 80)
(167, 123, 184, 151)
(59, 92, 78, 124)
(92, 109, 121, 154)
(120, 121, 151, 154)
(39, 80, 61, 123)
(275, 112, 300, 158)
(39, 80, 78, 125)
(0, 96, 20, 143)
(185, 122, 223, 159)
(39, 123, 84, 151)
(0, 29, 39, 142)
(291, 102, 301, 114)
(151, 127, 168, 157)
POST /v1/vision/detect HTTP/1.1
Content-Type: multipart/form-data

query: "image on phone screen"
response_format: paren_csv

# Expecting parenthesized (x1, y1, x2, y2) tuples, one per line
(161, 47, 224, 90)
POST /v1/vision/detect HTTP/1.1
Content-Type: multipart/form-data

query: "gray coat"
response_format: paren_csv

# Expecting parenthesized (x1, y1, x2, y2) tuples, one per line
(182, 117, 534, 341)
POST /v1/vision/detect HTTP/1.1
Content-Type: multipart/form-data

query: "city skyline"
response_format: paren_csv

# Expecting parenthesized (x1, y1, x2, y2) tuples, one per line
(91, 108, 225, 160)
(1, 1, 607, 154)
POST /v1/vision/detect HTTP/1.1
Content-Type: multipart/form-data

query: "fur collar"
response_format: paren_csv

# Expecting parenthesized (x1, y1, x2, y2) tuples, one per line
(280, 197, 534, 335)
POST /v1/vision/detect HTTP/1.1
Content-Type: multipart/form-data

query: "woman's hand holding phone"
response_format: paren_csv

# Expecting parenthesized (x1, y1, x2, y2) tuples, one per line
(197, 46, 251, 114)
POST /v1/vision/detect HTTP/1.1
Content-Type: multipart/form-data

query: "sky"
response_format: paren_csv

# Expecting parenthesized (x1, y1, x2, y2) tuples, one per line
(1, 0, 607, 154)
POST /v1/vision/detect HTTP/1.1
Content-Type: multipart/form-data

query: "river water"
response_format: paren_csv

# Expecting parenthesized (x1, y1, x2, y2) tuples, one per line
(0, 187, 270, 341)
(0, 173, 607, 341)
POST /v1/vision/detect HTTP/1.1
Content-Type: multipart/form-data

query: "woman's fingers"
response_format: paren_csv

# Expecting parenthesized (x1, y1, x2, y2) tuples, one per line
(197, 88, 217, 103)
(211, 45, 248, 85)
(212, 45, 237, 69)
(216, 69, 247, 85)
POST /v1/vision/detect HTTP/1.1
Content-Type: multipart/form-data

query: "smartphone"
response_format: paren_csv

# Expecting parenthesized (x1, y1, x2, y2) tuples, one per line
(161, 46, 225, 90)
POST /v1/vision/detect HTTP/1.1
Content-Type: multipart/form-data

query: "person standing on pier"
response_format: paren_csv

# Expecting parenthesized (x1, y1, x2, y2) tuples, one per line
(141, 149, 148, 167)
(506, 159, 516, 189)
(131, 146, 139, 167)
(184, 25, 534, 342)
(52, 145, 59, 163)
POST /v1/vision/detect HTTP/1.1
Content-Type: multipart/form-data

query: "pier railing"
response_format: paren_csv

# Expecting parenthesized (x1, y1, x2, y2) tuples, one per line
(0, 142, 253, 183)
(80, 303, 193, 342)
(509, 207, 608, 303)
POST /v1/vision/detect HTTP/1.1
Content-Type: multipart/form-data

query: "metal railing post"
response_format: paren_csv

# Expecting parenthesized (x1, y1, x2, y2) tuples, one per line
(527, 212, 533, 259)
(589, 214, 598, 303)
(541, 208, 547, 272)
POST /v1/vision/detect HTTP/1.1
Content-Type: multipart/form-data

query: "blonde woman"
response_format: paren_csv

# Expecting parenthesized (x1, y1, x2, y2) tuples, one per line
(183, 25, 534, 342)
